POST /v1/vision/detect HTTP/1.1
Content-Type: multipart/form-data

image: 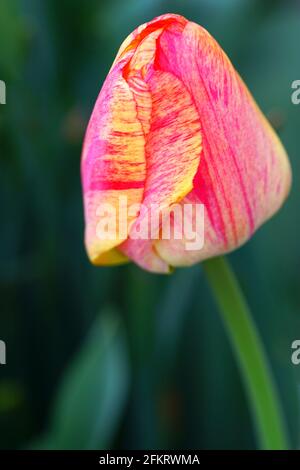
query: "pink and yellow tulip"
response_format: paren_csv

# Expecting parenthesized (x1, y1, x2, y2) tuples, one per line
(81, 13, 291, 273)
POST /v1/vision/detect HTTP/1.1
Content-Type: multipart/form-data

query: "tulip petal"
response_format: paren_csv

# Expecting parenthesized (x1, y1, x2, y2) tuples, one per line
(154, 21, 291, 266)
(119, 68, 202, 272)
(81, 61, 147, 264)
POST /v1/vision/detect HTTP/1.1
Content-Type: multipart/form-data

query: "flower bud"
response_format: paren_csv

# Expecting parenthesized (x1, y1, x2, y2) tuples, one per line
(81, 14, 291, 273)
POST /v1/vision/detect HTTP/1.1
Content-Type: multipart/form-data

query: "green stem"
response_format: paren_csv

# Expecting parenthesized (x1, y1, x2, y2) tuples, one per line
(203, 256, 289, 450)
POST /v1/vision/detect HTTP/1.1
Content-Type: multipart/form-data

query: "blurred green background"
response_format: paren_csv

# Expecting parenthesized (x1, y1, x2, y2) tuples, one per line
(0, 0, 300, 450)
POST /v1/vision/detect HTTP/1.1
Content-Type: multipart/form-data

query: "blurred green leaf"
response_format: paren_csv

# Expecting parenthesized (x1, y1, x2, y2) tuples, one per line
(47, 309, 130, 450)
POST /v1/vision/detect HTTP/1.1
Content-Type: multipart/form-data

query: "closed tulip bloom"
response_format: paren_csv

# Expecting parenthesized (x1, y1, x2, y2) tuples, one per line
(81, 13, 291, 273)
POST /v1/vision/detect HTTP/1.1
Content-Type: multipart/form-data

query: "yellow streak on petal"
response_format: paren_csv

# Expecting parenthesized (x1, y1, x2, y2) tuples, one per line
(90, 248, 129, 266)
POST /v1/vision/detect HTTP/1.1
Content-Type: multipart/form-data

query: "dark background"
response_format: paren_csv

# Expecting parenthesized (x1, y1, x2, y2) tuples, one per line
(0, 0, 300, 450)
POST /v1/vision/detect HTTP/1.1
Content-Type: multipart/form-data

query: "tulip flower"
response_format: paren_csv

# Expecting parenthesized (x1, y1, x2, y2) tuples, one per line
(81, 14, 291, 450)
(81, 13, 291, 274)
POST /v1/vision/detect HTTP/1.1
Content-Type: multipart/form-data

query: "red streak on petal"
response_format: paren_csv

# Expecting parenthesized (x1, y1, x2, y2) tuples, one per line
(88, 180, 145, 191)
(122, 17, 187, 79)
